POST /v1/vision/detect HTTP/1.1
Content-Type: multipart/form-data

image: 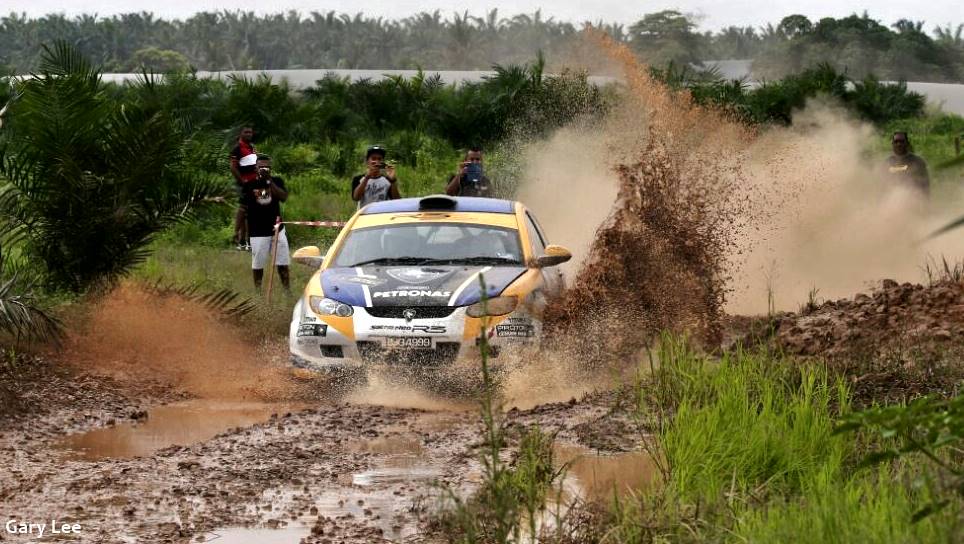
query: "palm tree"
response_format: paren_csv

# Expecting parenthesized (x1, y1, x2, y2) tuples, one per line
(0, 42, 225, 292)
(934, 24, 964, 48)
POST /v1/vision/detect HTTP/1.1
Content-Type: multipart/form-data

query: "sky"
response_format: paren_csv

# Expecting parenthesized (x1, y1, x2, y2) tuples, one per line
(4, 1, 962, 31)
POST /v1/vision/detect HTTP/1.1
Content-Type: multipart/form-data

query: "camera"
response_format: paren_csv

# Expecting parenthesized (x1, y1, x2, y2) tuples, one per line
(465, 162, 483, 183)
(377, 161, 395, 178)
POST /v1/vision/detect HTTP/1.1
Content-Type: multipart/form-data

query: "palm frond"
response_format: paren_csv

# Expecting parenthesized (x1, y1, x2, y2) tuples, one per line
(0, 252, 62, 343)
(141, 279, 257, 317)
(927, 214, 964, 240)
(936, 154, 964, 171)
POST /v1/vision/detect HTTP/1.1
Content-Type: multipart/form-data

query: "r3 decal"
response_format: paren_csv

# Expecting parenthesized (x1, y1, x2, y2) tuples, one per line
(411, 325, 446, 334)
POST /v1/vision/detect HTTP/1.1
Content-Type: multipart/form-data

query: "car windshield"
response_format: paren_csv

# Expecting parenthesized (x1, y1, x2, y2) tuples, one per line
(333, 223, 524, 267)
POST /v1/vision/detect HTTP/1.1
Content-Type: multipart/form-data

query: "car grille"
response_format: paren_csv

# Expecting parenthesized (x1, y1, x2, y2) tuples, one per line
(364, 306, 457, 319)
(356, 341, 461, 365)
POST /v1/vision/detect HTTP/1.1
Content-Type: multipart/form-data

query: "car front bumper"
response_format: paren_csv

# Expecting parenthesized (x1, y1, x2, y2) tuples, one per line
(288, 299, 539, 370)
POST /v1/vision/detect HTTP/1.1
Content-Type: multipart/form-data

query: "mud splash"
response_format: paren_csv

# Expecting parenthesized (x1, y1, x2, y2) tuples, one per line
(543, 32, 755, 364)
(62, 283, 297, 401)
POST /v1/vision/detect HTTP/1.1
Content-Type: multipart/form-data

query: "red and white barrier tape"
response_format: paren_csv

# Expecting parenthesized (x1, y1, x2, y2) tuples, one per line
(278, 220, 347, 227)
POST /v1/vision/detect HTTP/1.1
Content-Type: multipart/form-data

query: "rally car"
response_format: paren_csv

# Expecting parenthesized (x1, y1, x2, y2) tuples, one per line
(288, 195, 572, 371)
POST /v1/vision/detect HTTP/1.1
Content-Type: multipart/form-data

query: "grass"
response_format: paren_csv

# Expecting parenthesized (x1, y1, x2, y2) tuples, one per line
(600, 336, 964, 543)
(132, 243, 312, 338)
(734, 466, 956, 543)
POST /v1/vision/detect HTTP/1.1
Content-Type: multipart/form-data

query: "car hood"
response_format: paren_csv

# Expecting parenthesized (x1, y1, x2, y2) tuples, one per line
(320, 265, 528, 307)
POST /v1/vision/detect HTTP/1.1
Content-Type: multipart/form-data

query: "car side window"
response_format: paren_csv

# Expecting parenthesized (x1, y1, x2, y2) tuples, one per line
(524, 212, 547, 256)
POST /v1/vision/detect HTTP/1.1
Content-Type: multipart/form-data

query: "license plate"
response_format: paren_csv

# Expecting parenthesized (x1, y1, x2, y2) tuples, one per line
(383, 337, 433, 350)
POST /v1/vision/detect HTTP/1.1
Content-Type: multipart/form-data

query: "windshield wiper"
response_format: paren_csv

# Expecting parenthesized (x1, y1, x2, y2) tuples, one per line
(348, 257, 428, 267)
(349, 256, 521, 267)
(436, 256, 523, 266)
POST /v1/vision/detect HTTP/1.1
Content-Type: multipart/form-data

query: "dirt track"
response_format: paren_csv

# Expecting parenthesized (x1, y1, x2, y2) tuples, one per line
(0, 359, 619, 544)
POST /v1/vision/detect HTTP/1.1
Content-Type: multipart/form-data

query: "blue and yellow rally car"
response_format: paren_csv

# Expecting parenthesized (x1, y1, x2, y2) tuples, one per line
(288, 195, 572, 370)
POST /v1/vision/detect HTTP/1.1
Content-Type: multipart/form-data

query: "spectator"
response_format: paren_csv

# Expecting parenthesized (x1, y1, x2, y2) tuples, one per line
(229, 126, 258, 250)
(886, 131, 930, 195)
(445, 146, 492, 197)
(352, 145, 400, 207)
(244, 155, 290, 291)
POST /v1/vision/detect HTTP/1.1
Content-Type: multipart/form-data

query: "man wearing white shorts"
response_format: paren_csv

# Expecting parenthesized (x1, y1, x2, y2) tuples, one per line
(244, 156, 291, 290)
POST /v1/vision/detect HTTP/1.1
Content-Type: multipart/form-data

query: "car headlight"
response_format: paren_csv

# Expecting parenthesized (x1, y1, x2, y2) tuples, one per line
(466, 296, 518, 318)
(309, 296, 354, 317)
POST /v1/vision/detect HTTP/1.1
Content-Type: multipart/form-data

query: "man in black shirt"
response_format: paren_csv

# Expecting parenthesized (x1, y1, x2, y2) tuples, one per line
(244, 155, 290, 290)
(445, 146, 492, 197)
(886, 131, 930, 196)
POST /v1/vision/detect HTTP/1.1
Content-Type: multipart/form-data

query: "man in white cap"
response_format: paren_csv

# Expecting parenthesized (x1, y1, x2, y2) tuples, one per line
(244, 155, 290, 290)
(229, 126, 257, 250)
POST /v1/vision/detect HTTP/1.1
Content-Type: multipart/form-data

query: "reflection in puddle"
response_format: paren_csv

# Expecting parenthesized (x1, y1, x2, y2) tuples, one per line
(196, 526, 309, 543)
(353, 465, 442, 486)
(349, 432, 441, 486)
(56, 400, 302, 461)
(555, 444, 656, 501)
(349, 434, 424, 456)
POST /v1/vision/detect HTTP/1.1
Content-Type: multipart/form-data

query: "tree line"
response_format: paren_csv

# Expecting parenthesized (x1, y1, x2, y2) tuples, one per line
(0, 10, 962, 82)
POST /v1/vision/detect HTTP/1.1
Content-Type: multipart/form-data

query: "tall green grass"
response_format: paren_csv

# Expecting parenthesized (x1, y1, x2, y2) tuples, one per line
(657, 342, 851, 502)
(608, 336, 962, 543)
(735, 467, 954, 543)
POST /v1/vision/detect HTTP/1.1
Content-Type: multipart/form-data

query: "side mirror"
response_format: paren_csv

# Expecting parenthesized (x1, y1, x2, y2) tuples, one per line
(292, 245, 324, 268)
(533, 244, 572, 268)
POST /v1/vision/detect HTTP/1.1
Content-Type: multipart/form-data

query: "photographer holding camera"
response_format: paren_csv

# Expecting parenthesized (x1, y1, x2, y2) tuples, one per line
(244, 155, 290, 291)
(445, 146, 492, 197)
(351, 145, 400, 208)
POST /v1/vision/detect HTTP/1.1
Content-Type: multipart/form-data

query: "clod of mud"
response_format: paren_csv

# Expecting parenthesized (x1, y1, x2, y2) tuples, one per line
(55, 399, 305, 460)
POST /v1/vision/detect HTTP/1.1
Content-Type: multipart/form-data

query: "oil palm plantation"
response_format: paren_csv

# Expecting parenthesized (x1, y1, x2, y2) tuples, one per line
(0, 42, 226, 293)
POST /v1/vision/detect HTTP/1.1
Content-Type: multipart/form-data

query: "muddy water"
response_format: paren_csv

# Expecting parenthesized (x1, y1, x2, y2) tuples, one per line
(56, 400, 303, 460)
(556, 444, 657, 501)
(195, 526, 310, 543)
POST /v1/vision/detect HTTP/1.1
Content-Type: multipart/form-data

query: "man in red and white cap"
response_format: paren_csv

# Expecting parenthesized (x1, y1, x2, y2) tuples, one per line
(229, 126, 257, 250)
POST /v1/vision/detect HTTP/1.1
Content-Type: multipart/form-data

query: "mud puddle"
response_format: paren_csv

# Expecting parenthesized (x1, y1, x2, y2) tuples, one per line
(350, 433, 443, 487)
(56, 399, 305, 460)
(556, 443, 657, 501)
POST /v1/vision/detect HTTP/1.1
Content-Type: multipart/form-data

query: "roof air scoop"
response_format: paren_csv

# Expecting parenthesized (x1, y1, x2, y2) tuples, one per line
(418, 195, 458, 211)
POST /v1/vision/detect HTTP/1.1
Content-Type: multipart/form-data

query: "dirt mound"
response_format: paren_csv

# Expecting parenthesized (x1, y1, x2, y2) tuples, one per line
(750, 279, 964, 357)
(727, 279, 964, 402)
